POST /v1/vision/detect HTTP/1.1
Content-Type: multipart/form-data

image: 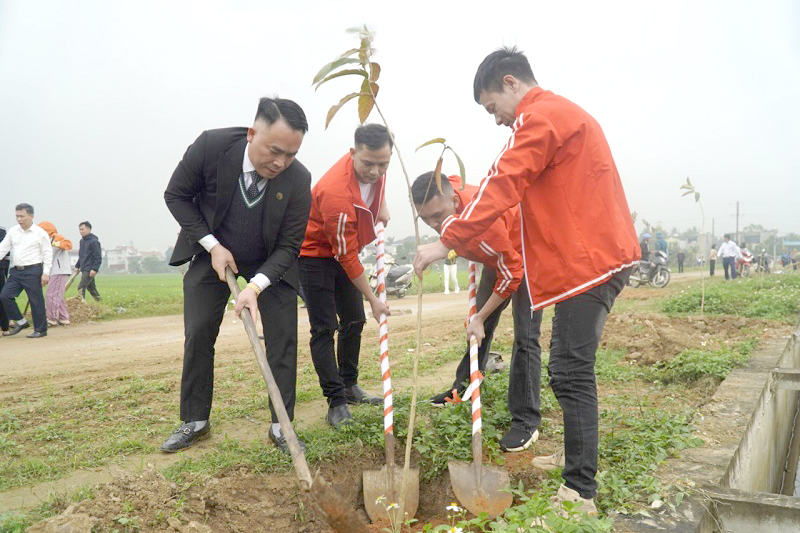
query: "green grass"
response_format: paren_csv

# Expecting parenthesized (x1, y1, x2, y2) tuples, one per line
(661, 271, 800, 321)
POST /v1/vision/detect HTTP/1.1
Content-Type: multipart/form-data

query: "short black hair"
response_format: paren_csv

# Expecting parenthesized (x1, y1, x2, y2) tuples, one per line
(15, 203, 33, 215)
(473, 46, 537, 103)
(79, 221, 92, 230)
(411, 171, 454, 205)
(255, 97, 308, 133)
(354, 123, 393, 150)
(724, 233, 731, 239)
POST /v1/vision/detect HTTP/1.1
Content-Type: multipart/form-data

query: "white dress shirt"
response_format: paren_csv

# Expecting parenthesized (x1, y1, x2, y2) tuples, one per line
(197, 147, 271, 290)
(0, 224, 53, 273)
(717, 240, 741, 259)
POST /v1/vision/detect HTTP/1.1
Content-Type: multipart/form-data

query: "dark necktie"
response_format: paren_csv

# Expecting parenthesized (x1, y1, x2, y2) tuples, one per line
(247, 171, 263, 199)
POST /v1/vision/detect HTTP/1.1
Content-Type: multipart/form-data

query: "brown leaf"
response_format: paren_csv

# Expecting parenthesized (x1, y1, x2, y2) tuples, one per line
(370, 82, 379, 97)
(446, 147, 467, 188)
(370, 62, 381, 82)
(433, 158, 444, 194)
(358, 92, 374, 123)
(325, 92, 360, 129)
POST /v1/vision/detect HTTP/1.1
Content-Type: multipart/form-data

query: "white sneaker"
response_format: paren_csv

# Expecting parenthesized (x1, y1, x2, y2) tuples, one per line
(552, 484, 597, 515)
(531, 448, 565, 471)
(47, 320, 58, 326)
(59, 320, 71, 326)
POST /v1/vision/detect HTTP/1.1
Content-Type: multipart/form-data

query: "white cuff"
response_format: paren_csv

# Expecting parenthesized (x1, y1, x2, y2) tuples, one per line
(250, 273, 271, 291)
(199, 234, 220, 252)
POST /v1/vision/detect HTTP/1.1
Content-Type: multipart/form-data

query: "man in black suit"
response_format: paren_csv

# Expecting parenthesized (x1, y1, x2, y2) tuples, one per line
(162, 97, 312, 454)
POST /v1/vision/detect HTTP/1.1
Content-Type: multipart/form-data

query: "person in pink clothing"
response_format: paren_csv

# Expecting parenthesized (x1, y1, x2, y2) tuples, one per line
(38, 221, 73, 326)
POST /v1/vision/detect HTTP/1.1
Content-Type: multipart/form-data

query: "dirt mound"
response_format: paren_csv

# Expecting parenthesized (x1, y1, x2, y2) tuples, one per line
(65, 297, 104, 324)
(602, 311, 783, 365)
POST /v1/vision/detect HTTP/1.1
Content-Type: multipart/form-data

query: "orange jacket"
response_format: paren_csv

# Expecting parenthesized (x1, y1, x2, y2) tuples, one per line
(300, 153, 386, 280)
(440, 87, 640, 310)
(447, 176, 523, 298)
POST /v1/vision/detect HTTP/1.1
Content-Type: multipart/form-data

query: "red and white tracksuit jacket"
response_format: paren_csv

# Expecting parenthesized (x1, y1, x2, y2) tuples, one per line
(445, 175, 523, 299)
(300, 153, 385, 280)
(440, 87, 640, 310)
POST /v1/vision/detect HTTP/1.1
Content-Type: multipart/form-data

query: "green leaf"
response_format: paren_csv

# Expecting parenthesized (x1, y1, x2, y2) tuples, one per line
(446, 146, 467, 189)
(370, 62, 381, 82)
(337, 47, 360, 59)
(312, 57, 361, 85)
(695, 192, 700, 202)
(314, 68, 367, 90)
(681, 191, 693, 197)
(325, 92, 360, 129)
(415, 138, 446, 152)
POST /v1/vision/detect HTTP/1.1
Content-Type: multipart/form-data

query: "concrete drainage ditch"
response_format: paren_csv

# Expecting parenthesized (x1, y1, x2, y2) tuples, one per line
(620, 317, 800, 532)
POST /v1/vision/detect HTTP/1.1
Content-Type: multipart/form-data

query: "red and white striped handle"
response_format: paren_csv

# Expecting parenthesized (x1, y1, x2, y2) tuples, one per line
(375, 222, 394, 435)
(467, 261, 482, 437)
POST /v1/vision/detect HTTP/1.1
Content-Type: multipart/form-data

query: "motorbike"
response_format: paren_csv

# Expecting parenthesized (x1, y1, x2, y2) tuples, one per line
(629, 250, 671, 288)
(369, 253, 414, 299)
(754, 251, 772, 274)
(737, 252, 753, 277)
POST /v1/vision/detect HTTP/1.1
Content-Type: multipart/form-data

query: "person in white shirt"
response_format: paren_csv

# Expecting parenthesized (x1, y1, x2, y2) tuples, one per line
(717, 234, 742, 281)
(0, 203, 53, 338)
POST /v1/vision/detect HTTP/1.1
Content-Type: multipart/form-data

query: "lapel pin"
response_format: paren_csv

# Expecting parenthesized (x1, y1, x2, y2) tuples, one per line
(276, 192, 284, 200)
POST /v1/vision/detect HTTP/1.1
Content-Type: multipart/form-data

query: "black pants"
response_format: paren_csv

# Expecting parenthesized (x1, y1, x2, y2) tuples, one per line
(180, 253, 298, 424)
(78, 270, 102, 301)
(451, 268, 542, 432)
(677, 259, 684, 273)
(548, 267, 630, 499)
(0, 264, 47, 333)
(299, 256, 366, 408)
(709, 259, 715, 276)
(0, 260, 9, 331)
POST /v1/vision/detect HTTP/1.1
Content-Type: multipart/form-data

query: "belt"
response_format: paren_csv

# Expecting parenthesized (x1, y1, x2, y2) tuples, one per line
(14, 263, 42, 271)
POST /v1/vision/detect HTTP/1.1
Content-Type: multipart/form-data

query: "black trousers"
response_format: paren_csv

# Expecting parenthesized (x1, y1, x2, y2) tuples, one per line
(548, 267, 630, 499)
(78, 270, 102, 301)
(180, 253, 298, 424)
(0, 260, 9, 331)
(299, 256, 366, 407)
(0, 264, 47, 333)
(450, 268, 543, 432)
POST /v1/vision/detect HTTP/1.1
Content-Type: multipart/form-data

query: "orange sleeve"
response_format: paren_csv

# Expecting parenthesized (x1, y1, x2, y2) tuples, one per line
(440, 111, 560, 247)
(53, 233, 73, 251)
(460, 221, 523, 299)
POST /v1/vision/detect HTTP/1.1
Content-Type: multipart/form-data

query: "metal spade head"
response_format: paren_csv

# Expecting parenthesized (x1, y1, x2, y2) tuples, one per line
(362, 465, 419, 522)
(448, 460, 512, 518)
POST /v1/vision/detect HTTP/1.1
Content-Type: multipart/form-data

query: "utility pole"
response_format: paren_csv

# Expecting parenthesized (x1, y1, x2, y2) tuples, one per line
(735, 201, 739, 244)
(712, 218, 715, 244)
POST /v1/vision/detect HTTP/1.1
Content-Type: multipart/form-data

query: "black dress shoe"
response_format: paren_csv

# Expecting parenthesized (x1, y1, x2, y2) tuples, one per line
(160, 421, 211, 453)
(27, 331, 47, 338)
(6, 322, 30, 336)
(344, 384, 382, 406)
(269, 427, 306, 455)
(326, 404, 352, 428)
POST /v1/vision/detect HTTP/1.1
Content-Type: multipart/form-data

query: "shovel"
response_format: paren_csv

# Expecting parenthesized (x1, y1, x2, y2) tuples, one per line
(362, 222, 419, 522)
(225, 267, 368, 533)
(447, 262, 512, 518)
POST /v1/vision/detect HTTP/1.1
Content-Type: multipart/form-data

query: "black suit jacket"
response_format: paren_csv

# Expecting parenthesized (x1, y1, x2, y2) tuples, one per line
(164, 127, 311, 290)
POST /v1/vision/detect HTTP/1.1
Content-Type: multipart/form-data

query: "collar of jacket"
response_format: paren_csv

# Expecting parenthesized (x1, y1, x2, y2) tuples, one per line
(515, 86, 546, 117)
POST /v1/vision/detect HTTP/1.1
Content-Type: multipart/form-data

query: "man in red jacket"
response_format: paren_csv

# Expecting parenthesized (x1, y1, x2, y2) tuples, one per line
(413, 171, 542, 452)
(300, 124, 391, 428)
(414, 48, 639, 514)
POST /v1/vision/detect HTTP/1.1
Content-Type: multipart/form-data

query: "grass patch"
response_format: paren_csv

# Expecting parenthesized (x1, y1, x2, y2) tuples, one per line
(662, 271, 800, 321)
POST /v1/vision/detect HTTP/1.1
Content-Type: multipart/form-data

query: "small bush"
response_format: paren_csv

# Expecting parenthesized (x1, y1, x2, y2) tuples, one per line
(655, 348, 746, 383)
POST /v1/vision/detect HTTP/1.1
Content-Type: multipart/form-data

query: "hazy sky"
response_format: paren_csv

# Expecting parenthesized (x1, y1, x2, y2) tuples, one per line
(1, 0, 798, 252)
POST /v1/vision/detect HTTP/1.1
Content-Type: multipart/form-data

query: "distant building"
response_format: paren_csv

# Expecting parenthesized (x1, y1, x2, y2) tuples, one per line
(107, 245, 139, 273)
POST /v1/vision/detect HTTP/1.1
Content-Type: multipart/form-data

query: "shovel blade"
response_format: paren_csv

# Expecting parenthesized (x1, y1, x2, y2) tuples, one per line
(362, 465, 420, 522)
(448, 460, 512, 518)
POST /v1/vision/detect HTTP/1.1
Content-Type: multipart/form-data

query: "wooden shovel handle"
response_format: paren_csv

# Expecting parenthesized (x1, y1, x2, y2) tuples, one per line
(225, 267, 313, 488)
